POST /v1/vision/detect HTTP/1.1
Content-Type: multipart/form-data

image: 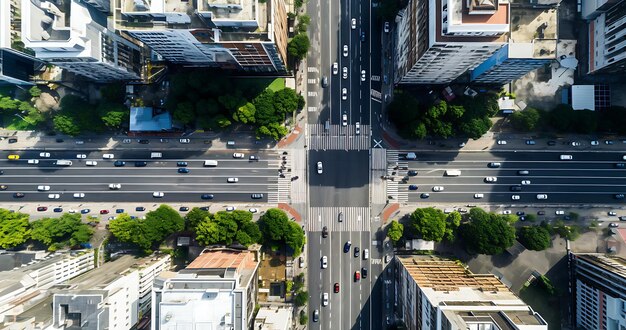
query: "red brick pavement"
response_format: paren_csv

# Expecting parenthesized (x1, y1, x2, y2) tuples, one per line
(277, 124, 302, 149)
(278, 203, 302, 222)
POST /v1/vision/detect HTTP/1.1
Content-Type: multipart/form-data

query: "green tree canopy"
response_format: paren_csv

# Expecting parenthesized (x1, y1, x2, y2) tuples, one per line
(460, 208, 516, 255)
(108, 214, 153, 250)
(233, 102, 256, 124)
(259, 208, 305, 256)
(194, 210, 261, 247)
(444, 211, 461, 242)
(185, 207, 210, 230)
(517, 226, 551, 251)
(510, 107, 541, 131)
(173, 102, 195, 125)
(144, 205, 185, 241)
(288, 34, 310, 60)
(0, 209, 31, 249)
(410, 207, 446, 242)
(30, 214, 93, 250)
(387, 220, 404, 242)
(53, 114, 80, 136)
(257, 122, 288, 141)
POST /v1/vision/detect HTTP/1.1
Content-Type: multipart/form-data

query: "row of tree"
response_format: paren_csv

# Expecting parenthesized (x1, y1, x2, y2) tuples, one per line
(0, 209, 93, 250)
(510, 104, 626, 135)
(0, 87, 46, 129)
(54, 94, 128, 136)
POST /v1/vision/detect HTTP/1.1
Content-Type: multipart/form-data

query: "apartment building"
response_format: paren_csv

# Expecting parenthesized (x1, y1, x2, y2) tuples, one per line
(394, 255, 548, 330)
(151, 247, 260, 330)
(113, 0, 288, 74)
(571, 253, 626, 330)
(19, 0, 143, 81)
(582, 0, 626, 74)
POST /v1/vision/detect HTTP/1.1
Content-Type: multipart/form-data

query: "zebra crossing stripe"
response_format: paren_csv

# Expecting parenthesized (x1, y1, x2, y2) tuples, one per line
(307, 207, 371, 232)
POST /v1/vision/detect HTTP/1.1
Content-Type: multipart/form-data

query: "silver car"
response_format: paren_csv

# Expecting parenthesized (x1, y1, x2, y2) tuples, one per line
(343, 45, 348, 57)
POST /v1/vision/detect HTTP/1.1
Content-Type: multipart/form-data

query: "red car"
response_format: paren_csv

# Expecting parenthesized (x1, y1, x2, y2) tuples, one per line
(354, 271, 360, 282)
(100, 210, 109, 214)
(37, 206, 48, 212)
(334, 283, 340, 293)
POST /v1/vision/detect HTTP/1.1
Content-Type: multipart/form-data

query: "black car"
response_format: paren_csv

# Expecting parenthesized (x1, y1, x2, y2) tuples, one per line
(420, 193, 430, 199)
(510, 185, 522, 191)
(616, 163, 625, 168)
(8, 138, 17, 143)
(537, 211, 546, 215)
(135, 161, 147, 167)
(136, 206, 146, 212)
(116, 209, 125, 213)
(199, 206, 210, 211)
(56, 138, 64, 143)
(362, 267, 368, 278)
(177, 168, 189, 173)
(138, 139, 150, 144)
(177, 161, 188, 167)
(322, 226, 328, 238)
(488, 162, 501, 168)
(354, 247, 360, 258)
(179, 206, 190, 212)
(201, 194, 214, 200)
(53, 207, 63, 213)
(251, 193, 264, 199)
(516, 211, 525, 216)
(616, 194, 625, 199)
(408, 170, 418, 176)
(114, 160, 126, 167)
(13, 192, 24, 198)
(408, 185, 418, 190)
(0, 170, 3, 175)
(343, 241, 351, 253)
(547, 140, 557, 146)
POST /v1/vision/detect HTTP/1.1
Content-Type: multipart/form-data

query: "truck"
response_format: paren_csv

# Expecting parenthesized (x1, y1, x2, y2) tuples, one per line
(444, 170, 461, 176)
(55, 160, 73, 166)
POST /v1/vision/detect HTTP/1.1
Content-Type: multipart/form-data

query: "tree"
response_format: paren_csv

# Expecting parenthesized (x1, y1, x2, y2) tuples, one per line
(295, 291, 308, 306)
(510, 107, 541, 131)
(444, 211, 461, 242)
(100, 109, 127, 129)
(387, 220, 404, 242)
(30, 214, 93, 249)
(285, 221, 305, 257)
(288, 34, 310, 60)
(460, 208, 516, 255)
(0, 209, 30, 249)
(185, 207, 210, 230)
(297, 14, 311, 33)
(194, 210, 261, 247)
(259, 208, 290, 242)
(273, 88, 301, 115)
(173, 102, 195, 125)
(253, 90, 278, 125)
(29, 86, 42, 98)
(144, 205, 185, 241)
(257, 122, 288, 141)
(410, 207, 446, 242)
(215, 114, 232, 128)
(108, 214, 153, 250)
(218, 93, 247, 111)
(517, 226, 551, 251)
(459, 117, 492, 139)
(53, 114, 80, 136)
(233, 102, 256, 124)
(0, 96, 19, 111)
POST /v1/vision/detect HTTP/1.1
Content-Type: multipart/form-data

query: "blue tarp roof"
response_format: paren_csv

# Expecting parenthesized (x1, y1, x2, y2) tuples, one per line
(129, 107, 172, 132)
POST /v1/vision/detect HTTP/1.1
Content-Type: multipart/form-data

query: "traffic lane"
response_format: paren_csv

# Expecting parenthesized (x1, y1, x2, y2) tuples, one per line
(405, 192, 626, 204)
(403, 184, 626, 194)
(307, 232, 322, 329)
(403, 169, 626, 181)
(348, 231, 366, 330)
(0, 192, 268, 203)
(358, 230, 371, 330)
(341, 231, 356, 330)
(0, 173, 277, 185)
(403, 175, 626, 186)
(397, 151, 626, 163)
(404, 162, 626, 172)
(1, 150, 274, 161)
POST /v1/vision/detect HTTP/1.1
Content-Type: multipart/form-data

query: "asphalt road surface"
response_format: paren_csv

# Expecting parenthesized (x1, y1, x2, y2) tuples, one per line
(308, 150, 370, 207)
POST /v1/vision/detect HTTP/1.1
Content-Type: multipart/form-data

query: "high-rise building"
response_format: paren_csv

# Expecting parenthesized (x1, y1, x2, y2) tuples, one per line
(113, 0, 288, 74)
(571, 253, 626, 330)
(582, 0, 626, 74)
(19, 0, 143, 82)
(151, 247, 260, 330)
(394, 255, 548, 330)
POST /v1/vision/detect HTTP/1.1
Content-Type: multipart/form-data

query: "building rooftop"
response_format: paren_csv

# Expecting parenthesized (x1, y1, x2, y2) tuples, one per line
(254, 306, 292, 330)
(187, 248, 258, 271)
(576, 253, 626, 278)
(435, 0, 508, 43)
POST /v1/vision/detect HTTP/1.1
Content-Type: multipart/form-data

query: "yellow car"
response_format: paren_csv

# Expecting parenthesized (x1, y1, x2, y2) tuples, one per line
(7, 155, 19, 160)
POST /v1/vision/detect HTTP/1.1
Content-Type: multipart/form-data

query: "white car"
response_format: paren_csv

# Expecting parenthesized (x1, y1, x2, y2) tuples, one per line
(322, 256, 328, 269)
(179, 138, 191, 144)
(351, 18, 356, 29)
(322, 292, 329, 306)
(502, 210, 512, 215)
(108, 183, 122, 190)
(591, 140, 599, 146)
(355, 122, 360, 135)
(76, 154, 87, 159)
(48, 193, 60, 199)
(343, 45, 348, 57)
(521, 180, 531, 185)
(342, 114, 348, 126)
(484, 177, 497, 182)
(68, 209, 77, 213)
(226, 206, 236, 211)
(555, 210, 565, 215)
(39, 152, 51, 158)
(317, 161, 323, 174)
(608, 211, 617, 216)
(432, 186, 444, 192)
(497, 140, 507, 145)
(536, 194, 548, 200)
(73, 193, 85, 198)
(227, 177, 239, 183)
(363, 248, 369, 260)
(342, 88, 347, 100)
(571, 141, 581, 146)
(28, 159, 39, 164)
(153, 192, 164, 198)
(233, 153, 245, 159)
(102, 154, 114, 159)
(332, 62, 338, 75)
(361, 70, 366, 81)
(86, 160, 98, 166)
(342, 67, 348, 79)
(512, 195, 521, 200)
(249, 208, 258, 213)
(384, 21, 390, 33)
(37, 185, 50, 191)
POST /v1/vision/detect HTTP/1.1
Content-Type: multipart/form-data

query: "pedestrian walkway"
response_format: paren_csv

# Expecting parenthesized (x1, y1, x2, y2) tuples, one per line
(370, 148, 387, 205)
(290, 149, 307, 204)
(307, 206, 371, 232)
(307, 123, 370, 150)
(269, 151, 291, 203)
(385, 151, 408, 202)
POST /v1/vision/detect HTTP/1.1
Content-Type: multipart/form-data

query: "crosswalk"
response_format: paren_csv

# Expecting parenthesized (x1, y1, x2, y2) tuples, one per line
(385, 151, 408, 202)
(307, 207, 371, 232)
(370, 148, 388, 205)
(268, 151, 291, 203)
(307, 123, 370, 150)
(290, 149, 307, 204)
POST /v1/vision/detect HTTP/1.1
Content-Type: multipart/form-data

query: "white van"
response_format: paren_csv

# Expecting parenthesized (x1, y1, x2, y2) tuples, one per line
(151, 152, 162, 159)
(203, 160, 218, 167)
(405, 152, 417, 160)
(363, 249, 369, 260)
(55, 160, 73, 166)
(560, 155, 573, 160)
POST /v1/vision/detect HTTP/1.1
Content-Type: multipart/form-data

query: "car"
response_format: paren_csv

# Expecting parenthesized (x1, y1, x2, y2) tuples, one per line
(13, 192, 25, 198)
(620, 216, 626, 221)
(560, 154, 573, 160)
(334, 282, 339, 293)
(474, 193, 484, 199)
(360, 30, 366, 42)
(330, 62, 339, 76)
(351, 18, 356, 29)
(608, 211, 617, 216)
(201, 194, 215, 200)
(458, 142, 466, 147)
(525, 140, 536, 145)
(7, 154, 19, 160)
(321, 256, 328, 269)
(317, 161, 323, 174)
(177, 168, 190, 174)
(420, 193, 430, 199)
(615, 163, 625, 168)
(73, 193, 85, 198)
(512, 195, 521, 200)
(8, 138, 18, 143)
(86, 160, 97, 166)
(615, 194, 625, 199)
(313, 309, 320, 322)
(354, 271, 361, 281)
(108, 183, 122, 190)
(518, 170, 529, 175)
(362, 267, 368, 278)
(249, 208, 258, 213)
(135, 161, 147, 167)
(384, 21, 390, 33)
(153, 192, 164, 198)
(0, 185, 8, 190)
(344, 241, 352, 253)
(48, 194, 60, 199)
(102, 154, 114, 159)
(233, 153, 245, 159)
(179, 138, 191, 144)
(179, 207, 189, 212)
(38, 185, 51, 191)
(547, 140, 557, 146)
(488, 162, 501, 168)
(136, 206, 146, 211)
(343, 45, 348, 57)
(342, 66, 348, 79)
(497, 140, 507, 145)
(116, 209, 125, 213)
(53, 207, 63, 213)
(227, 177, 239, 183)
(609, 223, 619, 228)
(251, 193, 263, 199)
(68, 209, 76, 213)
(354, 247, 360, 257)
(342, 113, 347, 126)
(484, 177, 497, 182)
(555, 210, 565, 215)
(100, 210, 109, 214)
(537, 194, 548, 200)
(226, 206, 236, 211)
(338, 212, 344, 222)
(516, 211, 525, 216)
(502, 210, 512, 215)
(39, 152, 51, 158)
(361, 70, 366, 81)
(28, 159, 39, 164)
(114, 160, 126, 167)
(408, 170, 418, 176)
(363, 249, 369, 260)
(80, 209, 90, 214)
(0, 170, 3, 175)
(249, 155, 259, 161)
(521, 180, 531, 185)
(519, 216, 526, 221)
(591, 140, 599, 146)
(322, 226, 328, 238)
(37, 206, 47, 212)
(605, 140, 614, 145)
(76, 154, 87, 159)
(122, 138, 132, 144)
(342, 88, 347, 100)
(432, 186, 444, 192)
(408, 185, 418, 190)
(138, 139, 150, 144)
(355, 122, 360, 135)
(571, 141, 581, 146)
(537, 211, 546, 215)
